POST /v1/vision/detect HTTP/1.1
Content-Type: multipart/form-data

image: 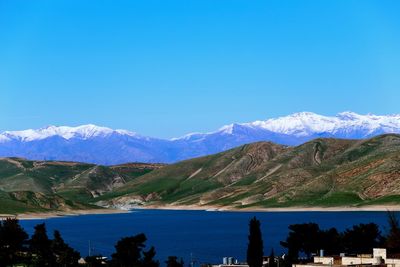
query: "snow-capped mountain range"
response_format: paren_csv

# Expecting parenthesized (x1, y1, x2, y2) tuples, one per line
(0, 124, 140, 142)
(1, 111, 400, 164)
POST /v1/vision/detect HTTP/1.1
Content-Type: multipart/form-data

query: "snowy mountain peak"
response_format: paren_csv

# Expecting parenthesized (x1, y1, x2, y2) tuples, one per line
(172, 112, 400, 143)
(218, 111, 400, 138)
(289, 111, 319, 117)
(2, 112, 400, 164)
(0, 124, 138, 142)
(336, 111, 375, 121)
(218, 123, 237, 134)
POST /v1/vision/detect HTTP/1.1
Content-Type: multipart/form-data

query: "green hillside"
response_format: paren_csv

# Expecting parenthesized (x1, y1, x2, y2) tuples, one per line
(0, 158, 164, 214)
(2, 134, 400, 214)
(98, 134, 400, 209)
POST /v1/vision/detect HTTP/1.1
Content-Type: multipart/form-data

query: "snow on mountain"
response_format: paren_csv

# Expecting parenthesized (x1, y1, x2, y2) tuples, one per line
(0, 124, 139, 142)
(1, 112, 400, 164)
(185, 111, 400, 140)
(244, 111, 400, 137)
(0, 135, 10, 143)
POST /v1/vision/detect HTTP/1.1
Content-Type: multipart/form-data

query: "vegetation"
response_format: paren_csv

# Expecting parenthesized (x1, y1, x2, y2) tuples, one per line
(2, 213, 400, 266)
(247, 217, 264, 267)
(52, 230, 81, 267)
(280, 220, 390, 264)
(110, 233, 159, 267)
(165, 256, 184, 267)
(3, 135, 400, 214)
(0, 218, 80, 266)
(0, 217, 188, 267)
(0, 218, 29, 266)
(99, 134, 400, 209)
(386, 211, 400, 254)
(0, 158, 163, 214)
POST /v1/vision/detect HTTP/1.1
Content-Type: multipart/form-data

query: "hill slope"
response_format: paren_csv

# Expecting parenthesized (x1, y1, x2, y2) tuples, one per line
(0, 158, 163, 214)
(99, 134, 400, 209)
(2, 134, 400, 213)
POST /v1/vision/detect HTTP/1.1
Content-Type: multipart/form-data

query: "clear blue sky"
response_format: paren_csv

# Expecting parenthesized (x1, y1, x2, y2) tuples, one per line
(1, 0, 399, 138)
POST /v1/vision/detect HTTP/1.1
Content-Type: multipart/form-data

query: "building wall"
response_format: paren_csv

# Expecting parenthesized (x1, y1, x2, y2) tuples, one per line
(341, 256, 375, 265)
(314, 256, 334, 264)
(386, 258, 400, 267)
(293, 264, 322, 267)
(374, 248, 387, 260)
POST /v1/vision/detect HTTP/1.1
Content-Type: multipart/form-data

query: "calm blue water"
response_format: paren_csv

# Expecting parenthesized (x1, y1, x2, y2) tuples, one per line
(19, 210, 394, 265)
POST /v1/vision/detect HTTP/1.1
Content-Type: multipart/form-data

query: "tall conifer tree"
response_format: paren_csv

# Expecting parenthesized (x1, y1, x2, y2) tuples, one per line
(247, 217, 264, 267)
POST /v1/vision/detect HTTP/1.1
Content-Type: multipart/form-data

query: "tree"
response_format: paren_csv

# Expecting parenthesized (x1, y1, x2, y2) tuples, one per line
(386, 211, 400, 254)
(247, 217, 264, 267)
(111, 233, 159, 267)
(342, 223, 383, 254)
(280, 223, 321, 262)
(142, 246, 159, 267)
(51, 230, 80, 267)
(29, 223, 56, 266)
(0, 218, 29, 266)
(318, 228, 342, 256)
(165, 256, 184, 267)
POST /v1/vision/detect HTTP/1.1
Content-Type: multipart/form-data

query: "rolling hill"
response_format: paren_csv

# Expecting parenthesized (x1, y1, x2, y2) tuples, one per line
(0, 158, 163, 214)
(98, 134, 400, 209)
(2, 134, 400, 214)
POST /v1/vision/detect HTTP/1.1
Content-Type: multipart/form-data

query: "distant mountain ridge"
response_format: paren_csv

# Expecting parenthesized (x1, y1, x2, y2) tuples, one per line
(0, 124, 143, 141)
(1, 112, 400, 164)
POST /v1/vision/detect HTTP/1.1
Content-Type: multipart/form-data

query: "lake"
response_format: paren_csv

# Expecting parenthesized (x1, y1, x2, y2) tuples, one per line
(19, 209, 394, 266)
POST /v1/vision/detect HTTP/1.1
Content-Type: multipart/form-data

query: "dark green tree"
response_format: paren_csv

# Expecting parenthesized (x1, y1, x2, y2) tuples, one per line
(111, 233, 159, 267)
(386, 211, 400, 254)
(111, 234, 146, 266)
(142, 246, 159, 267)
(29, 223, 56, 266)
(165, 256, 184, 267)
(318, 228, 342, 256)
(51, 230, 80, 267)
(0, 218, 29, 266)
(280, 223, 321, 262)
(342, 223, 383, 254)
(247, 217, 264, 267)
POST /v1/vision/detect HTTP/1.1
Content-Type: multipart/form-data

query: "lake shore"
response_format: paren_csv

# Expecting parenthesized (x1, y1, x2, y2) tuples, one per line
(143, 204, 400, 212)
(0, 208, 130, 220)
(3, 204, 400, 220)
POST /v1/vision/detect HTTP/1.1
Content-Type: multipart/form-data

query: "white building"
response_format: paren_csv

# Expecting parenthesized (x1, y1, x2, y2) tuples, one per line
(210, 255, 271, 267)
(293, 248, 400, 267)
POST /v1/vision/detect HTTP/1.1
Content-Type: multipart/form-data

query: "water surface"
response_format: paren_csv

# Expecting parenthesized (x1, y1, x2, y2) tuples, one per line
(19, 209, 394, 265)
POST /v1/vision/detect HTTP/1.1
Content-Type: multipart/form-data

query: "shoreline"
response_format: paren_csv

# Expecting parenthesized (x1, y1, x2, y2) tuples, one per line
(2, 204, 400, 220)
(141, 204, 400, 212)
(0, 208, 130, 220)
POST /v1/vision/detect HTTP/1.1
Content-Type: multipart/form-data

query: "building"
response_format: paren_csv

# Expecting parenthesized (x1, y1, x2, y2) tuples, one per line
(209, 264, 249, 267)
(208, 256, 249, 267)
(208, 255, 271, 267)
(293, 248, 400, 267)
